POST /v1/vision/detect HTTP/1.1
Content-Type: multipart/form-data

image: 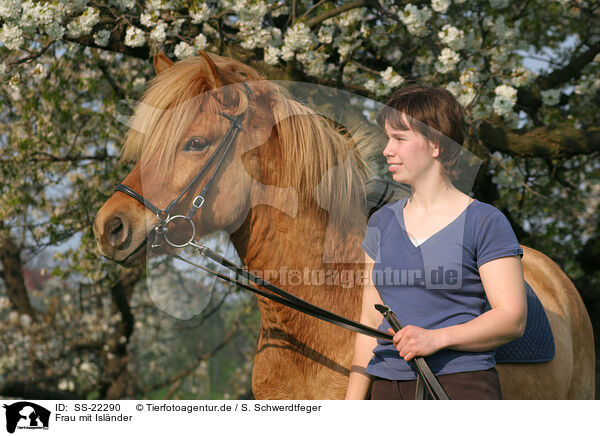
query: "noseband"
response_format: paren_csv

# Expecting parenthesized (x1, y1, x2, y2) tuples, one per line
(115, 82, 252, 249)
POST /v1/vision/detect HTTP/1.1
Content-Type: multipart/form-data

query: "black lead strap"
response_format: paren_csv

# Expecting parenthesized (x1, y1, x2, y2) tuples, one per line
(375, 304, 450, 400)
(172, 246, 394, 342)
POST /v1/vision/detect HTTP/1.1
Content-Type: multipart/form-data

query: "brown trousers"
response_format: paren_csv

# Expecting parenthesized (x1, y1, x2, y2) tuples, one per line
(370, 367, 502, 400)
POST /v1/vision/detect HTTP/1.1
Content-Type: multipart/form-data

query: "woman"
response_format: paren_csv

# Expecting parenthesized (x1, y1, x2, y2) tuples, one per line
(345, 85, 527, 400)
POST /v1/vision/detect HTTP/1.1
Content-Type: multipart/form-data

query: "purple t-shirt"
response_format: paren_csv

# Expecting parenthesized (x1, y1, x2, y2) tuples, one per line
(361, 197, 524, 380)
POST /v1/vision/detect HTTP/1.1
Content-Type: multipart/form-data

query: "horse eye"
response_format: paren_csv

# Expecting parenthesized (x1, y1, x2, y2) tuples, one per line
(183, 136, 209, 151)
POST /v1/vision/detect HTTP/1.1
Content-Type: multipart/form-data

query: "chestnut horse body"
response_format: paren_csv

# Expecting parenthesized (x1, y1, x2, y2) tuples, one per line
(94, 53, 595, 399)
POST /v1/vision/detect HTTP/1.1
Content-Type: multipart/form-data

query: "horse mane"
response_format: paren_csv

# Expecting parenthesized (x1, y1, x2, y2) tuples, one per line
(269, 88, 374, 228)
(119, 53, 378, 227)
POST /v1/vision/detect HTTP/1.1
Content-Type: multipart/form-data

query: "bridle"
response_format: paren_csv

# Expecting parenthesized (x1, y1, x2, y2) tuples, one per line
(112, 81, 449, 400)
(115, 82, 251, 250)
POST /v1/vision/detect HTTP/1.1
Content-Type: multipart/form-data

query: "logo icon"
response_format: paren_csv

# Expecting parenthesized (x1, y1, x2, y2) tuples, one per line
(3, 402, 50, 434)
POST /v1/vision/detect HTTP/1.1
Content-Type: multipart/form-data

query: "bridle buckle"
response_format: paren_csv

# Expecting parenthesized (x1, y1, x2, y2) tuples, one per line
(192, 195, 205, 209)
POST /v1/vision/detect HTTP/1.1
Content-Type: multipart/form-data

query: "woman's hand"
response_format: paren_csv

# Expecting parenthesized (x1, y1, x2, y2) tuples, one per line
(387, 326, 445, 362)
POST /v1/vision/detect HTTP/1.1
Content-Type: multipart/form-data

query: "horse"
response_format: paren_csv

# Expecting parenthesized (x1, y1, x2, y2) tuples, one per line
(93, 51, 595, 399)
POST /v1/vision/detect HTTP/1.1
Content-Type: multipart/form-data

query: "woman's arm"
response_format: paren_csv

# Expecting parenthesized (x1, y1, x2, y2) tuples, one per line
(345, 253, 384, 400)
(389, 255, 527, 361)
(438, 255, 527, 351)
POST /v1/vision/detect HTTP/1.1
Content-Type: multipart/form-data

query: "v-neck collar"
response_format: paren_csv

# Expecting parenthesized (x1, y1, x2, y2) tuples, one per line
(395, 197, 478, 254)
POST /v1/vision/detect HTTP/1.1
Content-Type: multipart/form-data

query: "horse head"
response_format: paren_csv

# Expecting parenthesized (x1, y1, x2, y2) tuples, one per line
(93, 52, 368, 266)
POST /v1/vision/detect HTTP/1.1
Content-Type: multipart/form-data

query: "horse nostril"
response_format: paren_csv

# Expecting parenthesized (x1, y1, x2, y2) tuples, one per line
(106, 216, 127, 248)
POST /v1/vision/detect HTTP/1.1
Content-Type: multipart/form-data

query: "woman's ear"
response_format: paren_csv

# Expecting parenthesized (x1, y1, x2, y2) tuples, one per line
(429, 141, 441, 158)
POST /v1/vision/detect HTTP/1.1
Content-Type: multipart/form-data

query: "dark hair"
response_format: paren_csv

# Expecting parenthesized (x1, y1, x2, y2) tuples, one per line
(376, 85, 465, 179)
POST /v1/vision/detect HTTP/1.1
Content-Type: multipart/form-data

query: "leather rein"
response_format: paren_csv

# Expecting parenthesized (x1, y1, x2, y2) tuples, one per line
(113, 82, 449, 400)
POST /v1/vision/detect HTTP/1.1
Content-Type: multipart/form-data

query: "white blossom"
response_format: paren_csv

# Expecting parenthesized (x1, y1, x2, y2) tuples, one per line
(337, 8, 365, 27)
(264, 45, 281, 65)
(66, 0, 89, 14)
(194, 34, 208, 50)
(435, 48, 460, 73)
(446, 80, 477, 107)
(0, 296, 10, 309)
(297, 50, 329, 76)
(541, 89, 561, 106)
(32, 62, 46, 78)
(172, 18, 185, 35)
(0, 23, 24, 50)
(58, 379, 74, 391)
(140, 13, 155, 27)
(133, 77, 146, 92)
(574, 74, 600, 96)
(281, 23, 313, 61)
(174, 41, 197, 59)
(45, 22, 64, 40)
(438, 24, 464, 50)
(318, 26, 334, 44)
(0, 0, 21, 19)
(19, 0, 59, 29)
(67, 7, 100, 38)
(19, 313, 32, 328)
(232, 0, 267, 30)
(145, 0, 164, 12)
(380, 66, 405, 89)
(510, 66, 535, 87)
(93, 29, 111, 47)
(399, 4, 432, 36)
(149, 22, 167, 42)
(493, 84, 517, 116)
(432, 0, 451, 13)
(240, 28, 272, 50)
(459, 68, 477, 85)
(8, 311, 19, 325)
(202, 22, 217, 36)
(124, 26, 146, 47)
(190, 3, 212, 23)
(336, 38, 360, 60)
(495, 84, 517, 99)
(364, 78, 391, 97)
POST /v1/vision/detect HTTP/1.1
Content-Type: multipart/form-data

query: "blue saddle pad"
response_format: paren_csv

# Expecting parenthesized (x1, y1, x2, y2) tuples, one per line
(484, 280, 555, 363)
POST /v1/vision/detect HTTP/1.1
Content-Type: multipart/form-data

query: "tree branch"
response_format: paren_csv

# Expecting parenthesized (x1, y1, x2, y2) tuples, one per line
(303, 0, 373, 27)
(0, 233, 36, 318)
(99, 268, 142, 399)
(93, 49, 127, 99)
(517, 39, 600, 118)
(7, 42, 54, 66)
(479, 119, 600, 159)
(63, 24, 150, 60)
(539, 40, 600, 91)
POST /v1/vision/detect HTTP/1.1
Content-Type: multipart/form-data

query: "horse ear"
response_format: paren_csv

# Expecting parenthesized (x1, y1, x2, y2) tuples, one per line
(198, 50, 222, 88)
(153, 52, 174, 75)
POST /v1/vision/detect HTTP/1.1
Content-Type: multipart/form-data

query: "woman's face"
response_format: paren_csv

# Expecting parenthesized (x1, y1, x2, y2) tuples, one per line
(382, 118, 439, 185)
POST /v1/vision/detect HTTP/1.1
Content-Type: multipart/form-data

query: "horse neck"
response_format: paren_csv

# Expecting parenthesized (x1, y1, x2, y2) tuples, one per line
(229, 200, 365, 301)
